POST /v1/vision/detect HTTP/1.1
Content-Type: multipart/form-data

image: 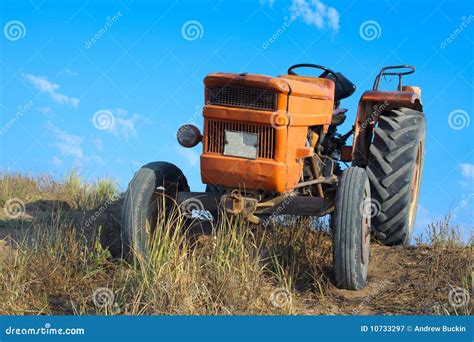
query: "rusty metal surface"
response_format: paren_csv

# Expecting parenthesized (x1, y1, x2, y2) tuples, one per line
(221, 191, 260, 223)
(360, 90, 421, 106)
(255, 195, 331, 216)
(177, 191, 331, 218)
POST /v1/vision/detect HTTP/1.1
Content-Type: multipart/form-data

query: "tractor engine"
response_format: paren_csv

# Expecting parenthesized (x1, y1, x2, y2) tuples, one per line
(184, 72, 336, 193)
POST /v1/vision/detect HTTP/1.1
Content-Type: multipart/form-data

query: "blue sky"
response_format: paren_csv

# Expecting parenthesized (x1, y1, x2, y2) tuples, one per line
(0, 0, 473, 240)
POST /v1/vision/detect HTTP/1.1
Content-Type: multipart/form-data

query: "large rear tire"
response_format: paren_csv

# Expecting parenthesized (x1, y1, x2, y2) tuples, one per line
(121, 162, 189, 259)
(367, 108, 425, 245)
(332, 166, 371, 290)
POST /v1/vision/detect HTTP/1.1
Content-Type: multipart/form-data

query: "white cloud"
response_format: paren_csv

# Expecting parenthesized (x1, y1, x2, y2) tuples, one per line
(51, 156, 63, 167)
(37, 106, 52, 114)
(459, 163, 474, 180)
(59, 68, 78, 77)
(115, 115, 139, 140)
(97, 108, 143, 141)
(290, 0, 339, 32)
(46, 122, 107, 169)
(22, 73, 79, 108)
(459, 163, 474, 191)
(46, 121, 84, 160)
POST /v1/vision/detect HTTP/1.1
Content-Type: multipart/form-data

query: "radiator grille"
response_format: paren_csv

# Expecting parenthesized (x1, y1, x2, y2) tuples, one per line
(205, 120, 276, 159)
(206, 86, 277, 111)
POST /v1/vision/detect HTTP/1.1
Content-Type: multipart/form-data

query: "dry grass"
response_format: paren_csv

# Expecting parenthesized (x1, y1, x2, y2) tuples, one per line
(0, 172, 472, 315)
(0, 168, 116, 210)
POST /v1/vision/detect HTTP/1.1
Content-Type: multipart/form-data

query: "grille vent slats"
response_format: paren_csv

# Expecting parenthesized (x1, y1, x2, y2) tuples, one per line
(205, 120, 275, 159)
(207, 86, 277, 111)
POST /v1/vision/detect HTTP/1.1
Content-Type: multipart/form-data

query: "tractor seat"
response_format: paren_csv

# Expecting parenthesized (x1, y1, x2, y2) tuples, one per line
(327, 72, 356, 102)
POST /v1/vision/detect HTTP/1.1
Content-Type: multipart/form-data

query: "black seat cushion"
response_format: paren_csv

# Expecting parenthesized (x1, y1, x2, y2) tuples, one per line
(328, 72, 356, 101)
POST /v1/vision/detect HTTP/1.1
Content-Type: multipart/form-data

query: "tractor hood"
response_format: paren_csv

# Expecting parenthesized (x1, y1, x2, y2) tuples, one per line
(204, 72, 335, 101)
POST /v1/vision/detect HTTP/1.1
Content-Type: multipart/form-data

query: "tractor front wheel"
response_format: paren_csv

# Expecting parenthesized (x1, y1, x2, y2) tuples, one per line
(121, 162, 189, 259)
(332, 166, 371, 290)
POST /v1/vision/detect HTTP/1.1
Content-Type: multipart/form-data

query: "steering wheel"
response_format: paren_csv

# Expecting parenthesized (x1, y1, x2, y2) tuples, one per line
(287, 63, 339, 82)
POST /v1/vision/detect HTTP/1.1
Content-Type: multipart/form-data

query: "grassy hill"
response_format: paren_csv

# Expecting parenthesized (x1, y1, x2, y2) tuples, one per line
(0, 171, 471, 315)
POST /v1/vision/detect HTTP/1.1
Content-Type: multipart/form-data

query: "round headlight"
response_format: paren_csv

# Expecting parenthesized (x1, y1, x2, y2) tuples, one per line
(177, 124, 202, 148)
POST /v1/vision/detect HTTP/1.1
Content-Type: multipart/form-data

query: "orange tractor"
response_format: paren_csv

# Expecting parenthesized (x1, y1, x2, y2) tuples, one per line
(122, 64, 425, 290)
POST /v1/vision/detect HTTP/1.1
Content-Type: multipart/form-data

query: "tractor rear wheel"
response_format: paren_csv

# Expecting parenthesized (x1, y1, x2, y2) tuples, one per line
(367, 108, 425, 245)
(332, 166, 371, 290)
(121, 162, 189, 259)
